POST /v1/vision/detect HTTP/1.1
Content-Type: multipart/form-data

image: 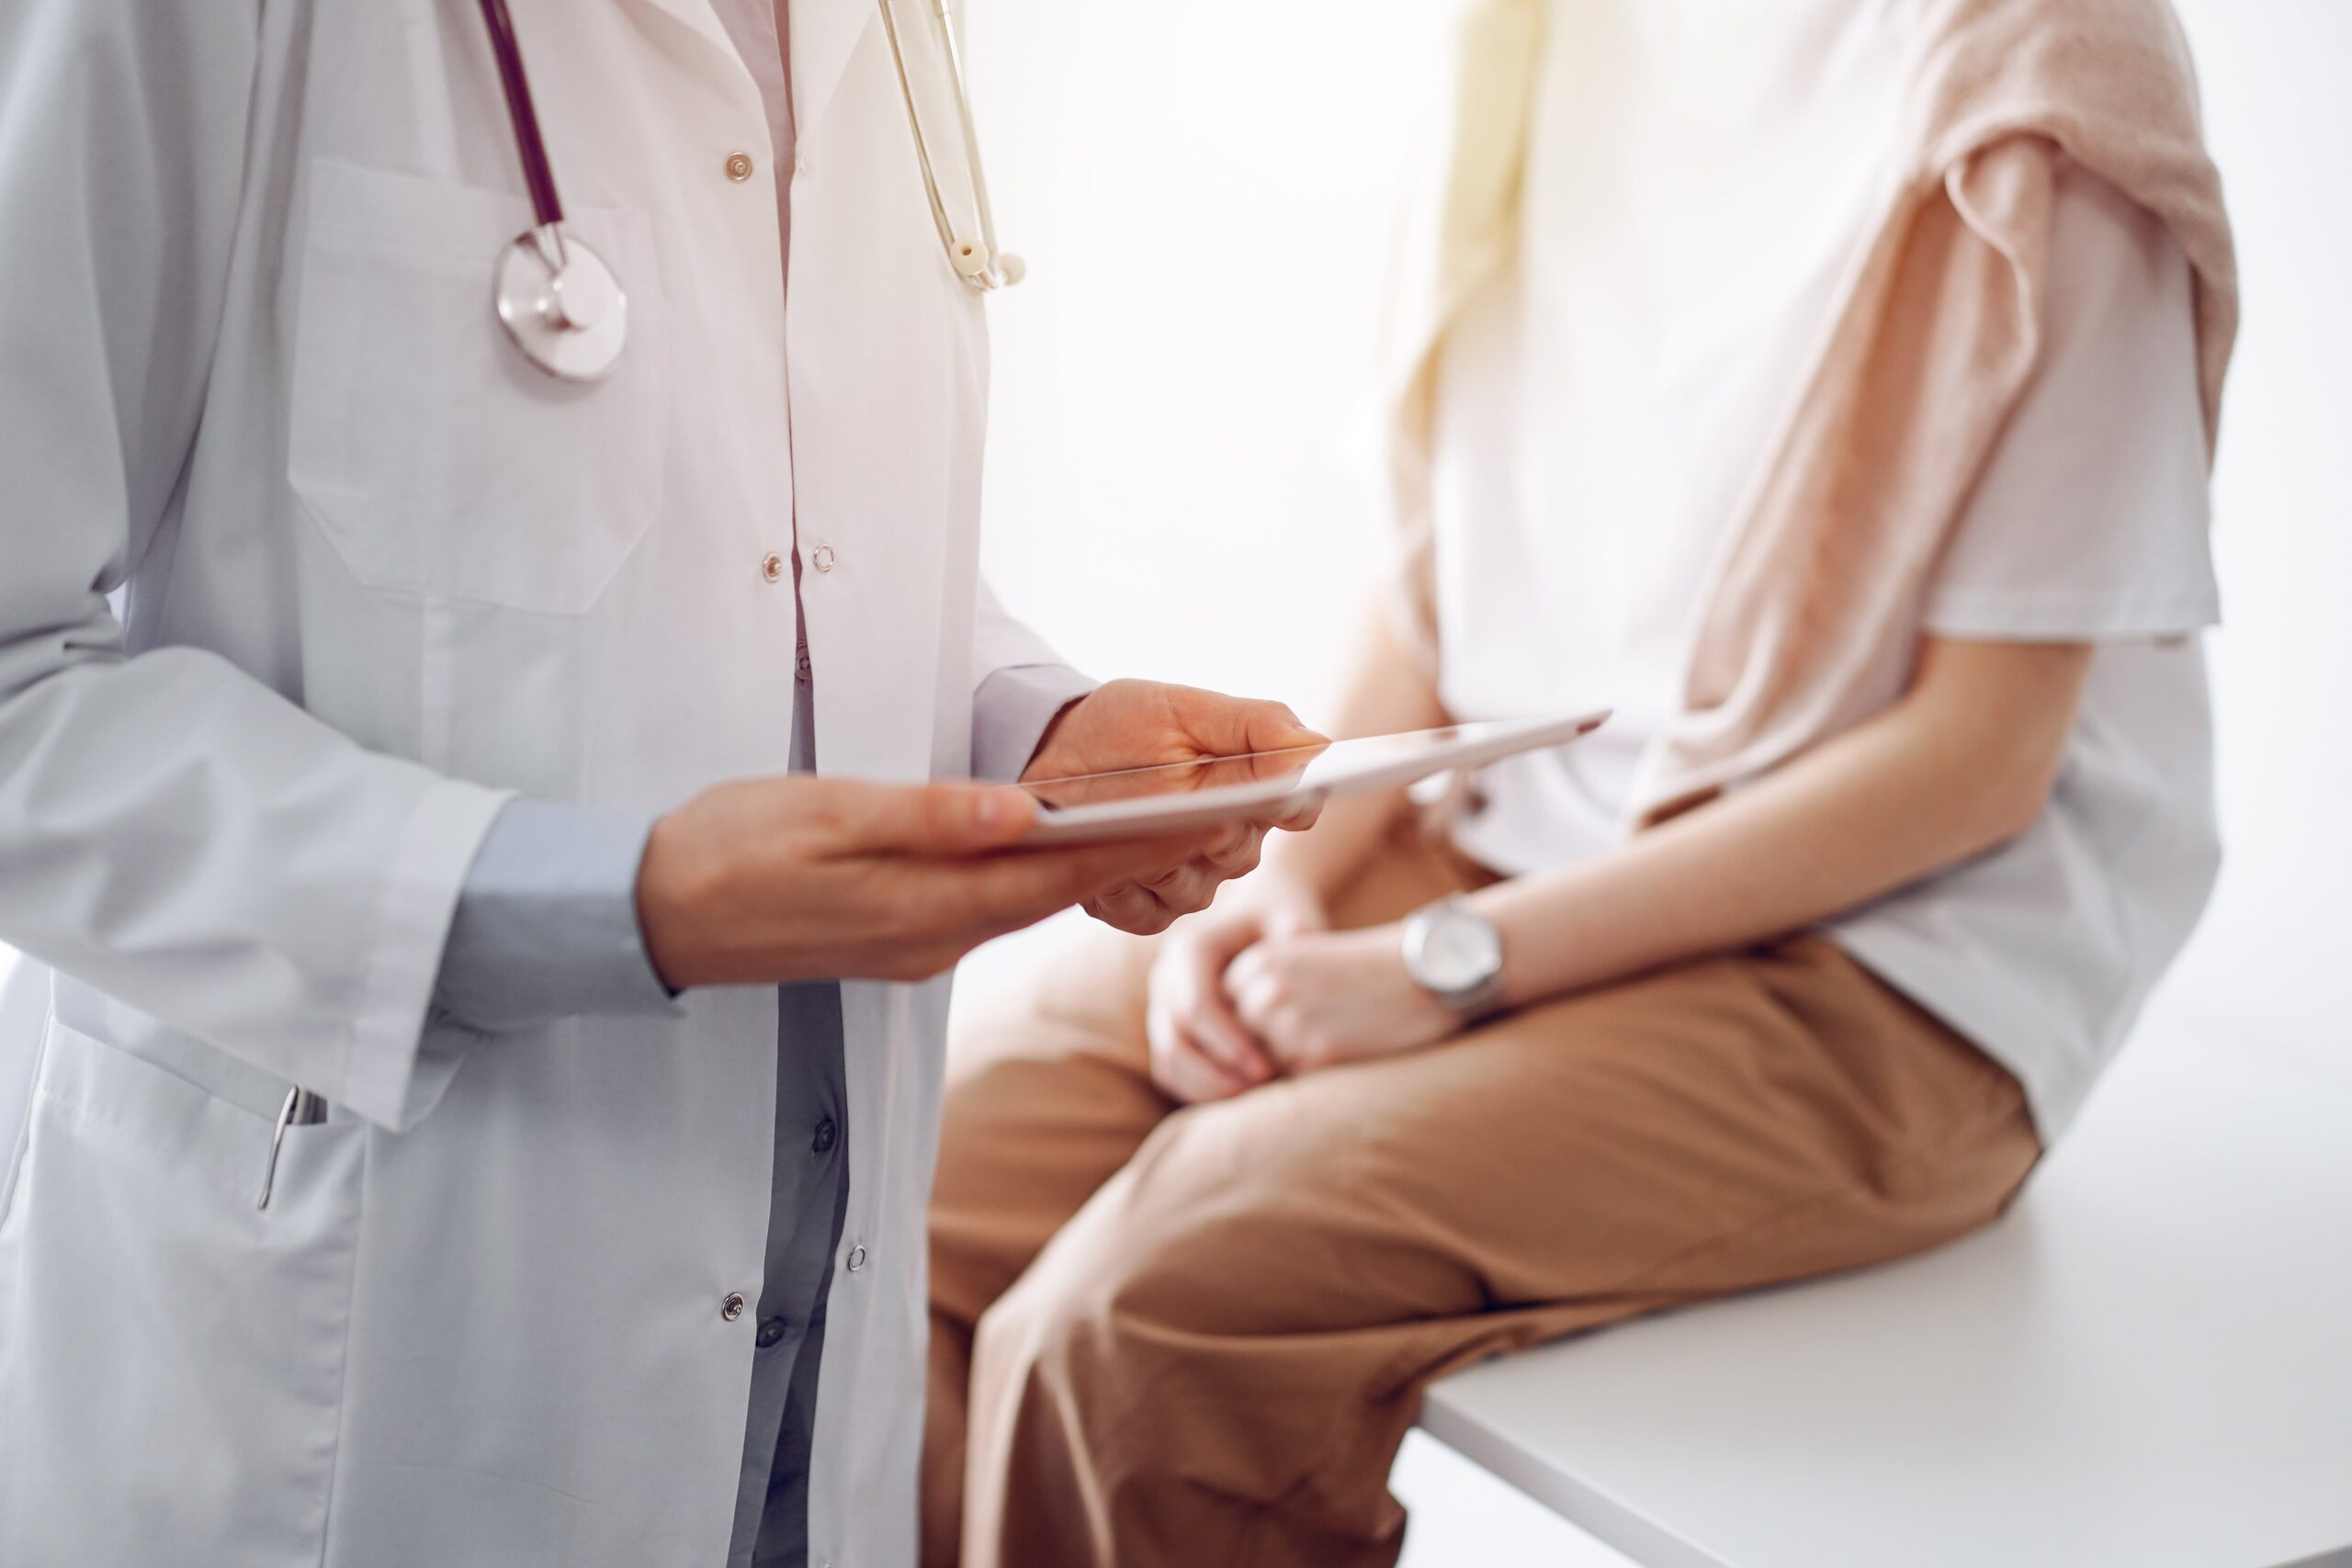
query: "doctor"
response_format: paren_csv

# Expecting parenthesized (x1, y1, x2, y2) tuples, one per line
(0, 1, 1315, 1565)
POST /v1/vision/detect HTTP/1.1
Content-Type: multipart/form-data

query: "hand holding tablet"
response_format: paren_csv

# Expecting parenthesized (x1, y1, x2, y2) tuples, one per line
(1018, 711, 1611, 846)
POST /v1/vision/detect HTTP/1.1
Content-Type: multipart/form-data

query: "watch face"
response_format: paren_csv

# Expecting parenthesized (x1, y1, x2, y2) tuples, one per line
(1415, 908, 1502, 994)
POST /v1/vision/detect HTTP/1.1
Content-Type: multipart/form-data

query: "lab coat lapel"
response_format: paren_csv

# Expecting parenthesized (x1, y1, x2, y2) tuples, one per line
(790, 0, 876, 141)
(619, 0, 740, 62)
(610, 0, 868, 141)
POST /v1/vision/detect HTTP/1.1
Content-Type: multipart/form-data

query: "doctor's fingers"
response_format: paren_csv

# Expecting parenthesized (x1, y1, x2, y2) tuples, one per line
(1135, 824, 1261, 909)
(1272, 795, 1325, 834)
(947, 829, 1225, 930)
(829, 779, 1042, 856)
(1129, 866, 1216, 924)
(831, 867, 1160, 978)
(1082, 880, 1182, 937)
(1076, 831, 1267, 936)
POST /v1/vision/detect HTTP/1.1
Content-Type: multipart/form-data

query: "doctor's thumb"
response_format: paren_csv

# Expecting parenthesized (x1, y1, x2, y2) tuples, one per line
(865, 782, 1039, 856)
(1188, 691, 1326, 758)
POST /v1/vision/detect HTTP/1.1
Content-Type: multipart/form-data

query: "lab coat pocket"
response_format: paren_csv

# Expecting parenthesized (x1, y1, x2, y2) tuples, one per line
(0, 1017, 363, 1567)
(287, 157, 669, 615)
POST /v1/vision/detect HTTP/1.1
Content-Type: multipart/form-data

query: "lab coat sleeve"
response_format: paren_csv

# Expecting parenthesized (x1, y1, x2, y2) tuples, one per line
(431, 800, 679, 1032)
(969, 578, 1095, 782)
(0, 0, 510, 1131)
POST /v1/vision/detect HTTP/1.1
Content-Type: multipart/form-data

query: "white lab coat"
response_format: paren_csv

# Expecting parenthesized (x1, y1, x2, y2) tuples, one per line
(0, 1, 1057, 1563)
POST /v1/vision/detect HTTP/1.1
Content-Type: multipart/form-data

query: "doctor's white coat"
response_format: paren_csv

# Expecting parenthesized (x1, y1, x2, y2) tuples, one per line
(0, 1, 1058, 1563)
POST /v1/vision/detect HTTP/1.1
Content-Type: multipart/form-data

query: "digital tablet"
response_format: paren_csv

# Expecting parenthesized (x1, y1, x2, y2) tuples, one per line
(1017, 710, 1611, 846)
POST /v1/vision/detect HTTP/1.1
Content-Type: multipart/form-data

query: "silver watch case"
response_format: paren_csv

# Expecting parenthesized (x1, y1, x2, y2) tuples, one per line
(1400, 897, 1507, 1018)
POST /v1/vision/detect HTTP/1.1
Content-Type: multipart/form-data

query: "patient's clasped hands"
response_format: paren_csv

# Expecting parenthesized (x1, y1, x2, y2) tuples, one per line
(1147, 879, 1461, 1103)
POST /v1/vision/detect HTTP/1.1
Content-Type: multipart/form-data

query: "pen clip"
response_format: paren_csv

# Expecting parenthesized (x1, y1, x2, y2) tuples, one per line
(256, 1086, 326, 1211)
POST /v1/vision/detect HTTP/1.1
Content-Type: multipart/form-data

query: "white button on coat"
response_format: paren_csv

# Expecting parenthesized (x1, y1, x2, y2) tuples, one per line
(0, 3, 1068, 1567)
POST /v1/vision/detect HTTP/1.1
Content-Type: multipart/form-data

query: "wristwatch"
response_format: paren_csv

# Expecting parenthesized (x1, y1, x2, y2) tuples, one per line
(1400, 897, 1509, 1020)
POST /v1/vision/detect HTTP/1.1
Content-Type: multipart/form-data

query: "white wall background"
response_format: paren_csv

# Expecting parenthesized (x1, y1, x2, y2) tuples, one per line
(2147, 1, 2352, 1069)
(962, 0, 1455, 713)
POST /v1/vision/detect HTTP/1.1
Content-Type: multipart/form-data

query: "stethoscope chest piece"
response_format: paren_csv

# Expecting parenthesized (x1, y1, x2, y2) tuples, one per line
(471, 0, 1016, 385)
(492, 226, 627, 382)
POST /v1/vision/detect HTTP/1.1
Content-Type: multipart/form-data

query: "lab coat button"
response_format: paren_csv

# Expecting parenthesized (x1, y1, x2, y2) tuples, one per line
(794, 156, 810, 178)
(761, 552, 786, 583)
(812, 1116, 837, 1154)
(811, 545, 835, 574)
(756, 1316, 787, 1349)
(721, 1292, 747, 1322)
(845, 1246, 867, 1273)
(725, 151, 755, 182)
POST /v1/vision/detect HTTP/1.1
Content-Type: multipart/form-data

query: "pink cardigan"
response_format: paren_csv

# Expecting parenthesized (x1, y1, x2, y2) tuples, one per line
(1383, 0, 2238, 821)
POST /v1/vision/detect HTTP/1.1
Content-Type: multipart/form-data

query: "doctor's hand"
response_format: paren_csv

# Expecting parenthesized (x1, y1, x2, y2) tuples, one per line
(635, 777, 1220, 988)
(1022, 680, 1327, 935)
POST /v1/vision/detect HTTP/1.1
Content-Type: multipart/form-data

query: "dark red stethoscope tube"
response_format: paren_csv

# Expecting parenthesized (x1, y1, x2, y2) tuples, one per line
(474, 0, 566, 230)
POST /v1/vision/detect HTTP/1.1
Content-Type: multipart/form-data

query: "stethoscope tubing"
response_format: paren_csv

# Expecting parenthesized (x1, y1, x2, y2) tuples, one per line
(475, 0, 567, 243)
(877, 0, 961, 269)
(929, 0, 1006, 280)
(877, 0, 1015, 290)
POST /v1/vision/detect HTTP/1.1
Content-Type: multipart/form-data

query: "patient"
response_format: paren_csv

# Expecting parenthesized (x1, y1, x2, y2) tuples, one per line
(926, 3, 2236, 1564)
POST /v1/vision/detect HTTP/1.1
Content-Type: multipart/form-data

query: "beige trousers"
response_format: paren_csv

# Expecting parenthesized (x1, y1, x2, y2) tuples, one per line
(925, 816, 2040, 1568)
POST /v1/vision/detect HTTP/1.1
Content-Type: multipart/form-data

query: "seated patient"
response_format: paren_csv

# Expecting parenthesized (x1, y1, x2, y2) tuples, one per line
(927, 2, 2236, 1563)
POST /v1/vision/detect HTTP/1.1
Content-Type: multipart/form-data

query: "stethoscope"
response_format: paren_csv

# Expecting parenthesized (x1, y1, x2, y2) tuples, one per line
(475, 0, 1024, 385)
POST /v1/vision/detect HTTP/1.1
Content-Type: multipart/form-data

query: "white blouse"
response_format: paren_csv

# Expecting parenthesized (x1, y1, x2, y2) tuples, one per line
(1428, 0, 2221, 1142)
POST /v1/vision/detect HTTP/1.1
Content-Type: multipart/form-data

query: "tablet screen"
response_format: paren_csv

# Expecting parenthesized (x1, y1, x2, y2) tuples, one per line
(1012, 713, 1609, 844)
(1020, 740, 1330, 813)
(1019, 718, 1598, 814)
